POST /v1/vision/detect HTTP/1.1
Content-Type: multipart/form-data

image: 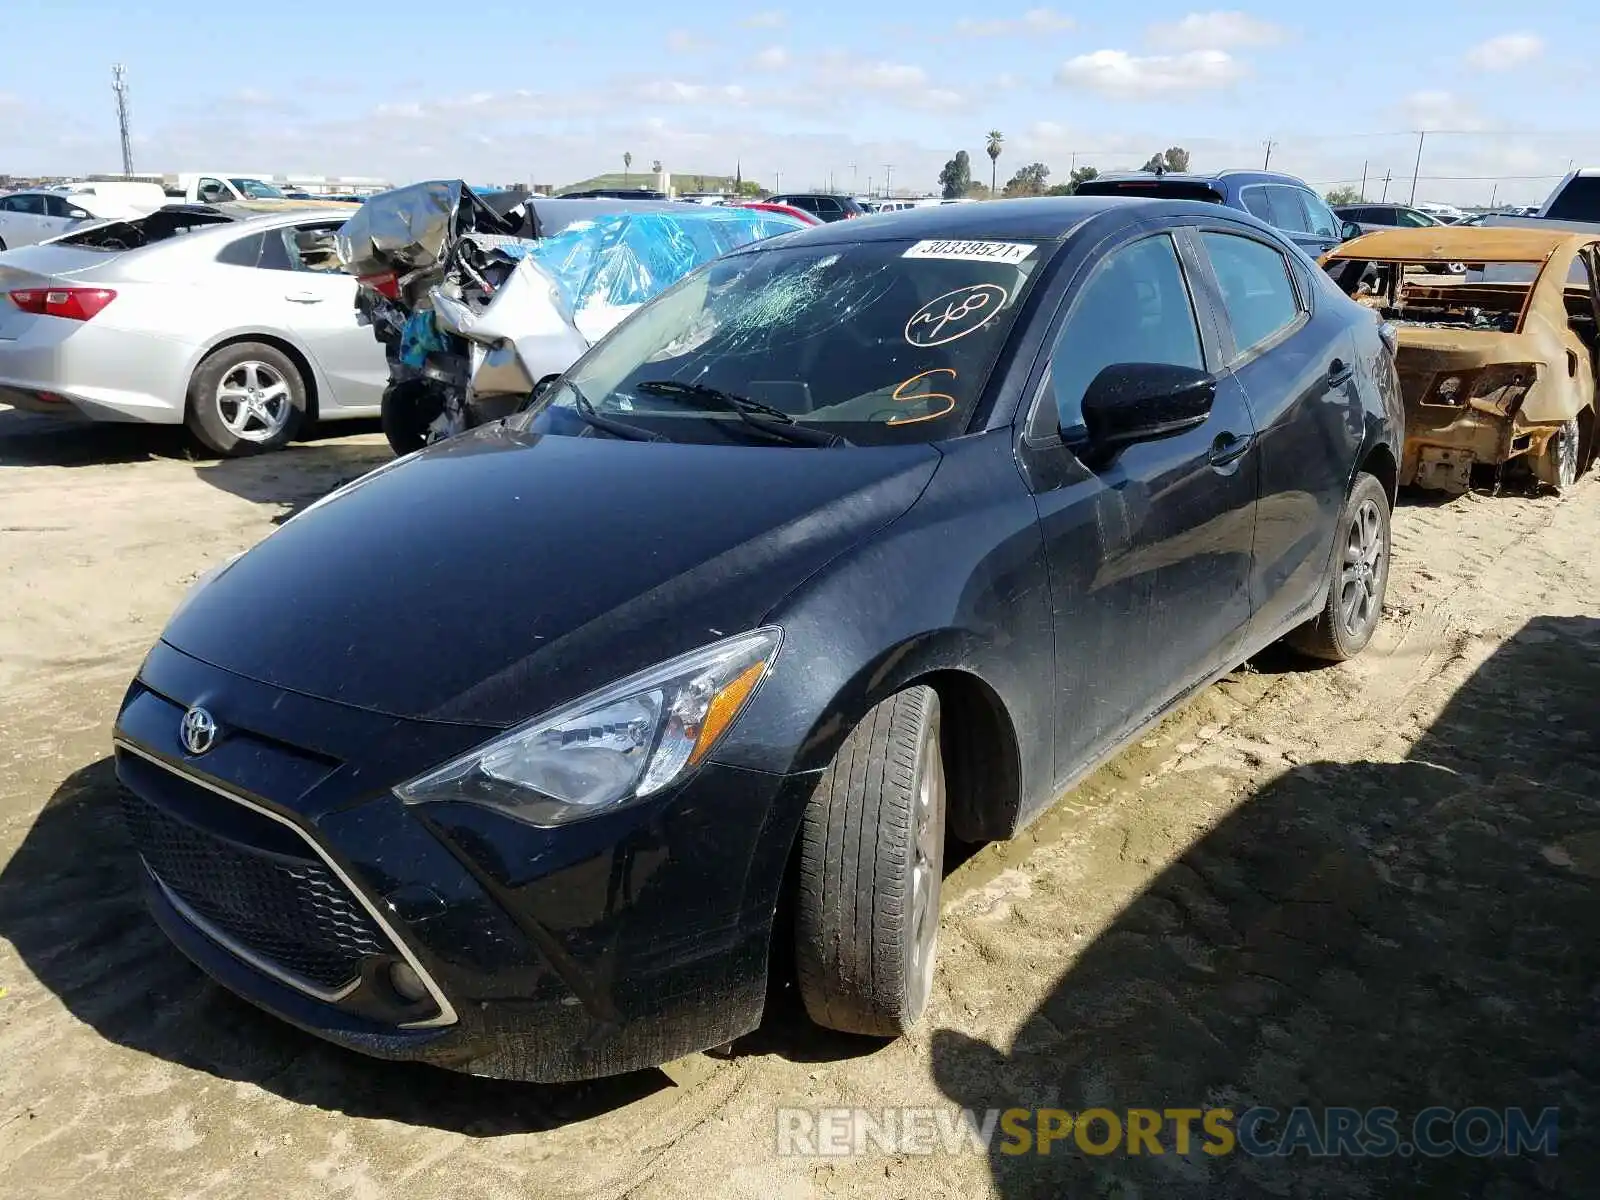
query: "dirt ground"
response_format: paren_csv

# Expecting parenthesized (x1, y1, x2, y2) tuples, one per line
(2, 407, 1597, 1199)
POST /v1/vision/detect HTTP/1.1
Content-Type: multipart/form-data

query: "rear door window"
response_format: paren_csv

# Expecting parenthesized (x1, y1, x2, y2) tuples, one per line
(1265, 186, 1312, 234)
(1240, 186, 1275, 225)
(1201, 232, 1304, 356)
(10, 194, 47, 216)
(1398, 208, 1435, 228)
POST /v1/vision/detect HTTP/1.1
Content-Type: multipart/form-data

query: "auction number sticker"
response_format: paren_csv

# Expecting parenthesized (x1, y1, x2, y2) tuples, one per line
(902, 240, 1035, 265)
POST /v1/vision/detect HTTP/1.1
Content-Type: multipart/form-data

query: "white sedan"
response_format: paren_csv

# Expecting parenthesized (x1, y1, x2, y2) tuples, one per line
(0, 208, 386, 455)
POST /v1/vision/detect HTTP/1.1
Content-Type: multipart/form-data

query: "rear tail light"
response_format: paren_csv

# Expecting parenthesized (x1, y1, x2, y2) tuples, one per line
(358, 271, 400, 300)
(8, 287, 117, 321)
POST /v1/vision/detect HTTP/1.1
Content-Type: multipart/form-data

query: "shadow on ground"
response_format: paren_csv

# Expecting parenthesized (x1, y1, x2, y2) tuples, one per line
(0, 407, 390, 518)
(933, 614, 1600, 1197)
(0, 756, 675, 1135)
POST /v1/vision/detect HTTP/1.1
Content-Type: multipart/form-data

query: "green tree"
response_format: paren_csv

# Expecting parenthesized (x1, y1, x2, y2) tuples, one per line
(1003, 162, 1050, 198)
(1141, 147, 1190, 174)
(1068, 165, 1100, 193)
(938, 150, 972, 200)
(1325, 185, 1363, 205)
(623, 151, 632, 186)
(985, 130, 1004, 194)
(965, 181, 992, 199)
(1045, 183, 1074, 196)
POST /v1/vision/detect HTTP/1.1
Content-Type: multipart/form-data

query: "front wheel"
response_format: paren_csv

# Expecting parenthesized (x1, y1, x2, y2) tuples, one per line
(795, 686, 945, 1037)
(1286, 472, 1391, 662)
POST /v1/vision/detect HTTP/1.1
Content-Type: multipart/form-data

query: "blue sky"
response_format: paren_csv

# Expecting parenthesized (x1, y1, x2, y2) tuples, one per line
(2, 2, 1593, 205)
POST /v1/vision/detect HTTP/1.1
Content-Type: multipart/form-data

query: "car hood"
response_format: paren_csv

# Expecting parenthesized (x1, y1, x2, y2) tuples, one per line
(160, 424, 940, 726)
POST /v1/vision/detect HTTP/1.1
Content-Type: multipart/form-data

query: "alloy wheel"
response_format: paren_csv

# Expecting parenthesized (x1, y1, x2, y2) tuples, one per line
(908, 733, 944, 1011)
(216, 361, 292, 442)
(1338, 497, 1385, 639)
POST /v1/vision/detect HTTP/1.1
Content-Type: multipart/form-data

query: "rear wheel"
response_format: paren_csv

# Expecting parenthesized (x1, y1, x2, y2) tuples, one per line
(1286, 472, 1390, 662)
(185, 342, 306, 456)
(795, 686, 945, 1037)
(1534, 416, 1582, 492)
(380, 379, 445, 456)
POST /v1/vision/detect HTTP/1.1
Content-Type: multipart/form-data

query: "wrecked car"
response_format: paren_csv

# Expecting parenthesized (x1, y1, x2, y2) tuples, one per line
(115, 198, 1401, 1082)
(336, 181, 805, 453)
(1323, 227, 1599, 493)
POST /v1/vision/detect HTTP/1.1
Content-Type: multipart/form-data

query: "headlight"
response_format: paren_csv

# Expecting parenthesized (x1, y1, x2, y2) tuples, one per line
(395, 628, 782, 827)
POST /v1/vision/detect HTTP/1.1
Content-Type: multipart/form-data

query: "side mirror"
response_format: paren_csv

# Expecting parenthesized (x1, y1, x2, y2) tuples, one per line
(1341, 220, 1363, 241)
(1076, 363, 1216, 450)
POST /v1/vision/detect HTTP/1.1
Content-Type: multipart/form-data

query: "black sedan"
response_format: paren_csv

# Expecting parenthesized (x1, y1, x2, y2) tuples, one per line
(114, 197, 1403, 1081)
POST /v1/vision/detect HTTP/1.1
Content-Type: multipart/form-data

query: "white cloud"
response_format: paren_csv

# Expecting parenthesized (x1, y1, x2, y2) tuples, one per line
(1147, 10, 1286, 49)
(741, 9, 786, 28)
(633, 80, 750, 105)
(955, 8, 1075, 37)
(1399, 89, 1488, 131)
(1464, 33, 1544, 70)
(666, 30, 713, 53)
(753, 45, 790, 69)
(1057, 49, 1245, 97)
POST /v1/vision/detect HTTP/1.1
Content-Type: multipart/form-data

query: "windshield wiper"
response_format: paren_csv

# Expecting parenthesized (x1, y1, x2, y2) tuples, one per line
(635, 380, 847, 447)
(567, 383, 664, 442)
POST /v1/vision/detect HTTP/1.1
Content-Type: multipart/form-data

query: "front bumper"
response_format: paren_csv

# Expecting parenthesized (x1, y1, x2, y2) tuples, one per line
(114, 641, 812, 1081)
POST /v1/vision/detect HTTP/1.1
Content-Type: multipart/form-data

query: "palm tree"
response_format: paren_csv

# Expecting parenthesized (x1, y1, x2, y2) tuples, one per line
(985, 131, 1004, 195)
(623, 151, 632, 186)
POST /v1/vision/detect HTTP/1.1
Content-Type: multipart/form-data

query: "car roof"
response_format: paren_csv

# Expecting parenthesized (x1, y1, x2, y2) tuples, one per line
(1325, 226, 1593, 263)
(1086, 169, 1311, 189)
(762, 195, 1225, 245)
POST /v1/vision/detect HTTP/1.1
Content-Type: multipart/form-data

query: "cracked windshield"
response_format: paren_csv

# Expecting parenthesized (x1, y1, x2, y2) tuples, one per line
(521, 238, 1045, 445)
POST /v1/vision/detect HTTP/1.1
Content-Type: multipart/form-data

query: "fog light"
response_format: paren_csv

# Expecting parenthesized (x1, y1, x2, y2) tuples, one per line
(388, 960, 429, 1003)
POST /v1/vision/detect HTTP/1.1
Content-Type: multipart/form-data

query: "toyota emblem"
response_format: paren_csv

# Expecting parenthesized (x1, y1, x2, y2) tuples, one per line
(180, 706, 218, 756)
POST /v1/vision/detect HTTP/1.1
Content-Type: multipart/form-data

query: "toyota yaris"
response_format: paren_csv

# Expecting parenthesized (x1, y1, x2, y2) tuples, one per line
(115, 198, 1402, 1081)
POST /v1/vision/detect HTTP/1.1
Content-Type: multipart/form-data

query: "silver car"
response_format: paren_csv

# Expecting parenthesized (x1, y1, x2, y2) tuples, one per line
(0, 209, 386, 455)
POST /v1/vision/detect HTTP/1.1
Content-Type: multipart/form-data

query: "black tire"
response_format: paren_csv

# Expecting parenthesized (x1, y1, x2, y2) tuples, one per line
(380, 379, 444, 456)
(1286, 472, 1391, 662)
(185, 342, 306, 456)
(795, 685, 946, 1037)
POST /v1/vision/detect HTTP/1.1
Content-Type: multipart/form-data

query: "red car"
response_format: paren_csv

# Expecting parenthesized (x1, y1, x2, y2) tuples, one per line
(724, 201, 823, 226)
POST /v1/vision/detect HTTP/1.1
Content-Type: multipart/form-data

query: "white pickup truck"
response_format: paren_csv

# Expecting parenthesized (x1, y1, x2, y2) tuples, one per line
(166, 174, 357, 209)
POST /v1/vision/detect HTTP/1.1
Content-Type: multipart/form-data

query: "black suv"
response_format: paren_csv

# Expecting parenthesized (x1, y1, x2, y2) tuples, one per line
(766, 193, 866, 222)
(1076, 170, 1360, 258)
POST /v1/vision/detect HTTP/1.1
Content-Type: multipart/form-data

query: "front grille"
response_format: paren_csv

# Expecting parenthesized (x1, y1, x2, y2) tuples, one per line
(121, 790, 391, 993)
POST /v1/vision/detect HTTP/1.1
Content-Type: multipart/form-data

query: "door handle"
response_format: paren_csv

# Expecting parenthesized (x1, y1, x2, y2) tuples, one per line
(1328, 358, 1354, 387)
(285, 292, 323, 303)
(1208, 431, 1253, 468)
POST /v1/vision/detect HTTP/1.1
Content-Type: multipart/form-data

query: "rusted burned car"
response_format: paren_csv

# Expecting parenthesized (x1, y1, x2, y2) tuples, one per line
(1322, 227, 1599, 493)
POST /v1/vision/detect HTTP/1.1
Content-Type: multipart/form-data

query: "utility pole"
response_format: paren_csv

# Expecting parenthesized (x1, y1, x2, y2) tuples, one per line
(1070, 151, 1077, 174)
(1408, 130, 1426, 205)
(884, 163, 893, 198)
(1489, 182, 1499, 209)
(1380, 170, 1392, 201)
(112, 63, 134, 177)
(1359, 160, 1368, 200)
(850, 162, 857, 193)
(774, 171, 781, 194)
(1262, 138, 1276, 170)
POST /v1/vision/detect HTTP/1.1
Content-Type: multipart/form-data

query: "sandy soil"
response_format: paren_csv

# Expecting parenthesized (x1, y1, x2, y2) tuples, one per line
(2, 407, 1597, 1198)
